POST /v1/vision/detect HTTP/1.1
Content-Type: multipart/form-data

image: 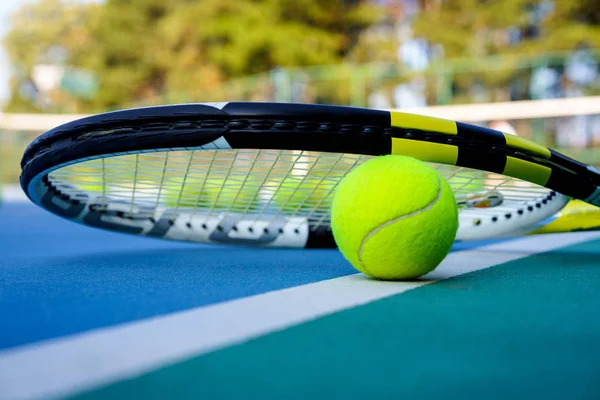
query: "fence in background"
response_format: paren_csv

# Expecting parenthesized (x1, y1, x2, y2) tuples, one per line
(122, 50, 600, 111)
(2, 96, 600, 186)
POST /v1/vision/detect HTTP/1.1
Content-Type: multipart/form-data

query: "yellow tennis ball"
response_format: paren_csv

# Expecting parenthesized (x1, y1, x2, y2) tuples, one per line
(331, 155, 459, 280)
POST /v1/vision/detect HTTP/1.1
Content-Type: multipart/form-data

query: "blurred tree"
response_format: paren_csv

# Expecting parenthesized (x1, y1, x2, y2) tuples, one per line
(3, 0, 381, 112)
(414, 0, 600, 57)
(3, 0, 96, 112)
(413, 0, 531, 59)
(525, 0, 600, 51)
(411, 0, 600, 103)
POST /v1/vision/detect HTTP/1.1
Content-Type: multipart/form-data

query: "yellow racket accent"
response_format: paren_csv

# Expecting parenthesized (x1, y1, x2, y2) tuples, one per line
(503, 157, 551, 187)
(391, 138, 458, 165)
(390, 112, 458, 135)
(503, 133, 551, 159)
(530, 200, 600, 234)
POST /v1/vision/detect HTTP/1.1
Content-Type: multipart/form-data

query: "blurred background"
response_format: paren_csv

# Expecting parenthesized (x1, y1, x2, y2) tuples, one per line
(1, 0, 599, 200)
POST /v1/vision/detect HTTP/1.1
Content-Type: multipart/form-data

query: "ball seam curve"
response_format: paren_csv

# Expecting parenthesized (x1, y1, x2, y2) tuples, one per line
(357, 175, 444, 276)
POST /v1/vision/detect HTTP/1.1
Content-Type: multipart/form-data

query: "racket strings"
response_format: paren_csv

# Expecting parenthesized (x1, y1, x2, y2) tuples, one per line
(201, 149, 344, 231)
(129, 154, 140, 217)
(215, 149, 283, 225)
(101, 158, 107, 206)
(238, 150, 307, 228)
(151, 150, 171, 222)
(307, 152, 364, 231)
(257, 150, 343, 226)
(173, 150, 206, 214)
(217, 149, 265, 220)
(47, 149, 553, 232)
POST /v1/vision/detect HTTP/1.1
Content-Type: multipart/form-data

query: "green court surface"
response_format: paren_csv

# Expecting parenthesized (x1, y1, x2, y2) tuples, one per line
(73, 239, 600, 400)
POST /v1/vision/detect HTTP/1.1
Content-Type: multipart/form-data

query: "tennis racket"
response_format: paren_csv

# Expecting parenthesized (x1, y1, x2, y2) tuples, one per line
(19, 102, 600, 248)
(528, 200, 600, 235)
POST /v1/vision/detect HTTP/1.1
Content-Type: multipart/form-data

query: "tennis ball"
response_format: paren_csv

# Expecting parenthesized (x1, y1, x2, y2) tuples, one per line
(331, 155, 459, 280)
(163, 177, 260, 211)
(269, 176, 336, 214)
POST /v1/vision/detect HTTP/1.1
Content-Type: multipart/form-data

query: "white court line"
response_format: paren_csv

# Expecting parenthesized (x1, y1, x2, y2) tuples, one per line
(1, 231, 600, 400)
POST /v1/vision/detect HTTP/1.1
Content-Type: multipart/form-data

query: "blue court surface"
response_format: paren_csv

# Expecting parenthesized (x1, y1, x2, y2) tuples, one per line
(1, 199, 600, 399)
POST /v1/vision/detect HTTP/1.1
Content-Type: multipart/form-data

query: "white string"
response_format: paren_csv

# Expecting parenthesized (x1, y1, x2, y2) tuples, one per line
(49, 149, 552, 229)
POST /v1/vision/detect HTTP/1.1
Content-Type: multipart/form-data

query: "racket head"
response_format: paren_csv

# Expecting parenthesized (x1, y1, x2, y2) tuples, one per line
(20, 102, 598, 248)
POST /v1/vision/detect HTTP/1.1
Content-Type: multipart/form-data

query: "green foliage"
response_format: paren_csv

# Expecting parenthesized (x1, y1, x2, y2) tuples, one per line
(3, 0, 380, 112)
(525, 0, 600, 52)
(410, 0, 600, 102)
(413, 0, 533, 59)
(5, 0, 598, 112)
(3, 0, 96, 112)
(3, 0, 95, 71)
